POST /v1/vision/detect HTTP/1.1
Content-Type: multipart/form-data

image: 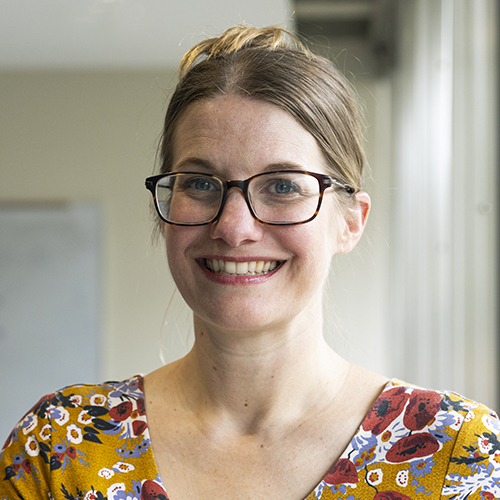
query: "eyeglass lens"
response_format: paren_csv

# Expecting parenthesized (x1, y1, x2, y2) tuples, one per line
(155, 172, 322, 225)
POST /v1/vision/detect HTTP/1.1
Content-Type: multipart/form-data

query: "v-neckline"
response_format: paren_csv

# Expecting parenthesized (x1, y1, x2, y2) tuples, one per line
(139, 374, 396, 500)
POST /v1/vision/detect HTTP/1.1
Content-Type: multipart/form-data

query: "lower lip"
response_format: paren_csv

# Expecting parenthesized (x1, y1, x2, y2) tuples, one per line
(197, 260, 282, 284)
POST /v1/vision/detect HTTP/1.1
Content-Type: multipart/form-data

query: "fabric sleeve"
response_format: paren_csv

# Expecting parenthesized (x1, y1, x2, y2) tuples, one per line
(442, 403, 500, 499)
(0, 395, 53, 500)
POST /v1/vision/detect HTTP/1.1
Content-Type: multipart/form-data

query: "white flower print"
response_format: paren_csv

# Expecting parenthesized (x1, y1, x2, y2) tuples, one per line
(449, 412, 464, 431)
(489, 450, 500, 468)
(98, 468, 115, 479)
(39, 424, 51, 441)
(113, 461, 135, 473)
(366, 468, 383, 486)
(107, 483, 126, 500)
(67, 424, 83, 444)
(25, 435, 40, 456)
(465, 410, 475, 422)
(70, 395, 83, 406)
(396, 469, 409, 487)
(78, 410, 93, 425)
(483, 413, 500, 434)
(90, 394, 107, 406)
(478, 435, 493, 453)
(52, 407, 70, 426)
(22, 414, 38, 434)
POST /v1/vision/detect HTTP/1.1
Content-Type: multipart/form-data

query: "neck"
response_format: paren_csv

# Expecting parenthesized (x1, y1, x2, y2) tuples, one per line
(173, 310, 350, 437)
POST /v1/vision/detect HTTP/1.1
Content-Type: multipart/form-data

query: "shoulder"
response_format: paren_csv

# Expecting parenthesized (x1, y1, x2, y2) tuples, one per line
(0, 375, 162, 500)
(368, 379, 499, 452)
(369, 380, 500, 497)
(2, 375, 145, 451)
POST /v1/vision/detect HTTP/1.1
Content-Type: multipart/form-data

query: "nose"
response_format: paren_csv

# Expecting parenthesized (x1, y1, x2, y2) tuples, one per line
(209, 188, 263, 246)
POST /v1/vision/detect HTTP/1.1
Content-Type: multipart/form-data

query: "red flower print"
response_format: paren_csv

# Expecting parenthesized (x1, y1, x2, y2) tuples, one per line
(109, 401, 133, 421)
(374, 491, 413, 500)
(363, 387, 410, 435)
(323, 459, 359, 485)
(386, 433, 439, 463)
(65, 446, 77, 459)
(483, 492, 495, 500)
(141, 480, 169, 500)
(132, 420, 148, 437)
(137, 398, 146, 416)
(21, 459, 32, 474)
(403, 390, 441, 430)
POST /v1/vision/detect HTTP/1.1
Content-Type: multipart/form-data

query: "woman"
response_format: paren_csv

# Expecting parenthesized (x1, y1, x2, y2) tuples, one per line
(1, 25, 499, 500)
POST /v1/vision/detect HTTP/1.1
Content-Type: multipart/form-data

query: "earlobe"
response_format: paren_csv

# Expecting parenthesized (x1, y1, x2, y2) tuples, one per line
(337, 191, 371, 254)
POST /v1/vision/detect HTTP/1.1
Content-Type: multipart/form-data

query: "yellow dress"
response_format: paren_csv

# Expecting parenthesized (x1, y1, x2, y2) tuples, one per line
(1, 376, 499, 499)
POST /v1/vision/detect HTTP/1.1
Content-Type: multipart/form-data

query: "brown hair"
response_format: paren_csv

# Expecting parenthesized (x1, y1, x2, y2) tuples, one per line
(159, 25, 366, 196)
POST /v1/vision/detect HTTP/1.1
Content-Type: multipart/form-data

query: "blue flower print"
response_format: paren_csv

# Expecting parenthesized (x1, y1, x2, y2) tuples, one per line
(410, 457, 436, 478)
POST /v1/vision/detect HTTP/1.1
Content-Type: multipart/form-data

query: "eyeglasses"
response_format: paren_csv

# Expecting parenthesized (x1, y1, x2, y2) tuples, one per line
(145, 170, 355, 226)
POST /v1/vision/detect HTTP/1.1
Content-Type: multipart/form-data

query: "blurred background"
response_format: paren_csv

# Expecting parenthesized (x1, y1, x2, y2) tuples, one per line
(0, 0, 497, 438)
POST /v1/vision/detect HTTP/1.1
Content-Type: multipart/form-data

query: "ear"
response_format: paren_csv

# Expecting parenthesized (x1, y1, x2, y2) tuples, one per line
(337, 191, 371, 254)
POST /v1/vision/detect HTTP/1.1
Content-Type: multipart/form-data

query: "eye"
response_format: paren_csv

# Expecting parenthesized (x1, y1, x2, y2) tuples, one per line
(178, 175, 220, 192)
(260, 177, 301, 196)
(192, 178, 214, 191)
(274, 179, 296, 193)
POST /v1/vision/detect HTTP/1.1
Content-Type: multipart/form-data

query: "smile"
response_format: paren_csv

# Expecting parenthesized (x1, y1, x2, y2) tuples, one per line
(204, 259, 280, 275)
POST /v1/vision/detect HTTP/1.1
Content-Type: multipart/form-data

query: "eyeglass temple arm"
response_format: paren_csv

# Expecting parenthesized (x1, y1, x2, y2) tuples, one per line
(324, 177, 356, 195)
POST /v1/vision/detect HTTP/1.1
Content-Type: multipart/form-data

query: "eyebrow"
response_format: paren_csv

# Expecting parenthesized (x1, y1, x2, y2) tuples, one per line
(172, 157, 307, 175)
(171, 157, 215, 172)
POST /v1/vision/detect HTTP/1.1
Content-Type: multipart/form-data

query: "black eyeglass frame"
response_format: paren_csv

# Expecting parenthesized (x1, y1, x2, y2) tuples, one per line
(145, 170, 356, 227)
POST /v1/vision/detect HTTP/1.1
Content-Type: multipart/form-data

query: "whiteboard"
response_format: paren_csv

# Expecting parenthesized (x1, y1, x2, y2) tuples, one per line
(0, 204, 100, 440)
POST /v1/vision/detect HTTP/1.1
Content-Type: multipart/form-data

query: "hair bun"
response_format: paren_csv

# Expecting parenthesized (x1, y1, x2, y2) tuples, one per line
(179, 25, 300, 78)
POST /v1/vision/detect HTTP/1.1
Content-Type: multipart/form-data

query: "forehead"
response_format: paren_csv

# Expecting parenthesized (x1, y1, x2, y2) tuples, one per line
(171, 95, 328, 175)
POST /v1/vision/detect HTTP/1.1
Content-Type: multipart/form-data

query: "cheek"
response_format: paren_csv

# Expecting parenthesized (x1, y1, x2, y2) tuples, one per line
(163, 225, 196, 279)
(316, 197, 346, 256)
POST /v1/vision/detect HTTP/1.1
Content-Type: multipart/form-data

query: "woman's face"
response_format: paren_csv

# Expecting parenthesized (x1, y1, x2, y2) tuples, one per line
(164, 95, 366, 334)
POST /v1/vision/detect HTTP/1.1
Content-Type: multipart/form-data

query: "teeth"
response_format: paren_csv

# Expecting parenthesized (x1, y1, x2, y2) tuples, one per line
(205, 259, 279, 275)
(225, 261, 236, 274)
(236, 262, 248, 275)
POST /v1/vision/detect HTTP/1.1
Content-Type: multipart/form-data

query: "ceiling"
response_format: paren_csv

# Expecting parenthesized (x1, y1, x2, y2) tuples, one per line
(294, 0, 397, 76)
(0, 0, 291, 70)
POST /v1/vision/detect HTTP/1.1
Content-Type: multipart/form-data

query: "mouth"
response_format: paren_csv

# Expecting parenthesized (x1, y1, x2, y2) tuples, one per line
(203, 259, 281, 276)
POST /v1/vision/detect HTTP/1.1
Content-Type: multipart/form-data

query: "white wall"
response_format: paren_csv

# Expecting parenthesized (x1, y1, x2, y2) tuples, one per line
(326, 74, 394, 377)
(389, 0, 498, 410)
(0, 71, 174, 382)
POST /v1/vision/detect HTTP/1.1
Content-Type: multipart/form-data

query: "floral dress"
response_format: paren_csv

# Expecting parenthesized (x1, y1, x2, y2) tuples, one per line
(1, 376, 499, 499)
